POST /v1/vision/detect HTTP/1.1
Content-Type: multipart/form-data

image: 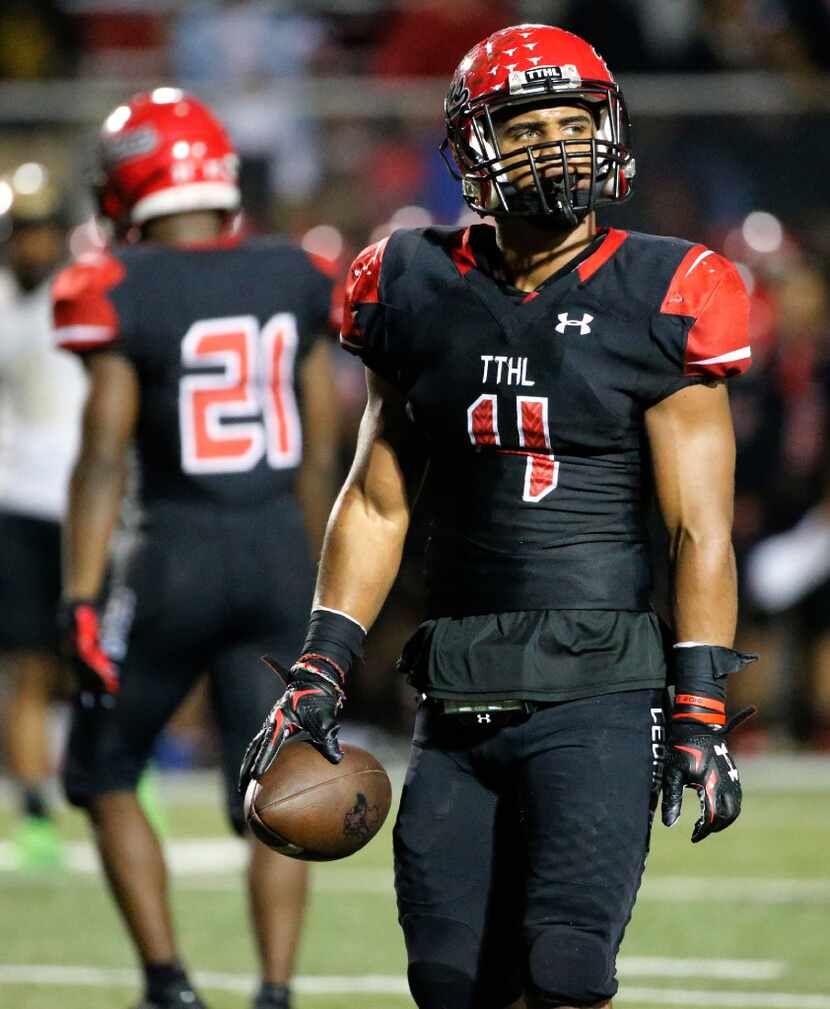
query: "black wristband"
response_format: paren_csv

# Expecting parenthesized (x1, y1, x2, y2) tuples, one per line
(301, 609, 366, 680)
(673, 645, 758, 702)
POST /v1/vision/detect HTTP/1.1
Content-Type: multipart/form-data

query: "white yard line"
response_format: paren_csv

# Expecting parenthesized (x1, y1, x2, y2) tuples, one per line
(619, 989, 830, 1008)
(3, 754, 830, 813)
(0, 965, 812, 1001)
(0, 966, 409, 996)
(2, 837, 828, 906)
(620, 958, 784, 980)
(639, 876, 830, 904)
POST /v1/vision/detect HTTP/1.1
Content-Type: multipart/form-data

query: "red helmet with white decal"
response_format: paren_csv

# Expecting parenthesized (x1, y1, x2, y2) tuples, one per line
(96, 88, 240, 228)
(442, 24, 635, 223)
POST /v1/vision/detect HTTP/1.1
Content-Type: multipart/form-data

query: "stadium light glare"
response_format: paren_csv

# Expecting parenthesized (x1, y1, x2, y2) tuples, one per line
(301, 224, 344, 262)
(742, 211, 783, 254)
(12, 163, 47, 196)
(0, 181, 13, 216)
(69, 217, 107, 259)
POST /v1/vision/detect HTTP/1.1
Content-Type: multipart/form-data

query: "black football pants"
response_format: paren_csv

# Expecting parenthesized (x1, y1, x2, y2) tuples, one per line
(394, 689, 666, 1009)
(62, 499, 315, 833)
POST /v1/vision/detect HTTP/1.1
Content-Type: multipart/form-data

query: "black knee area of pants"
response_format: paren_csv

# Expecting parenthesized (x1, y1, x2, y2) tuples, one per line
(408, 961, 477, 1009)
(526, 925, 615, 1007)
(61, 749, 143, 810)
(403, 914, 521, 1009)
(60, 767, 91, 810)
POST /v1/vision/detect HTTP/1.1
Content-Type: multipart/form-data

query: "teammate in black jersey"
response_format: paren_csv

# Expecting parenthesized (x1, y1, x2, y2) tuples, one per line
(241, 25, 756, 1009)
(54, 91, 338, 1009)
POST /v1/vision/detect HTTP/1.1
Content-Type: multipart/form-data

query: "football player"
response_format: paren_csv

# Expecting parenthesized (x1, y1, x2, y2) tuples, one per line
(53, 90, 338, 1009)
(0, 164, 84, 869)
(241, 25, 756, 1009)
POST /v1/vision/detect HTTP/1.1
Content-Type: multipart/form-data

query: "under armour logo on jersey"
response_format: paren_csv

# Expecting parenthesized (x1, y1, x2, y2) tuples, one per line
(555, 312, 594, 335)
(477, 713, 492, 724)
(714, 742, 739, 781)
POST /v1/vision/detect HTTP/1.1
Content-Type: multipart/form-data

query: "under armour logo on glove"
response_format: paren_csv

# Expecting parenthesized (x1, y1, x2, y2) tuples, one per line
(713, 741, 739, 781)
(555, 312, 594, 335)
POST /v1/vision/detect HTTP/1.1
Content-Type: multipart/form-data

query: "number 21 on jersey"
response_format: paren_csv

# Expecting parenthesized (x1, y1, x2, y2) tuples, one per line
(468, 393, 559, 502)
(179, 314, 301, 474)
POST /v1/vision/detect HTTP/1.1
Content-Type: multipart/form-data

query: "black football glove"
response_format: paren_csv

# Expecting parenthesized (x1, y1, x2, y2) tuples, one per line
(662, 705, 755, 843)
(239, 654, 346, 797)
(58, 600, 119, 697)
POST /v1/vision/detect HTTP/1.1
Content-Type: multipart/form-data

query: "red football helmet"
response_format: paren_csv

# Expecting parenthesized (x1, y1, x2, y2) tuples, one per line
(96, 88, 240, 227)
(442, 25, 635, 223)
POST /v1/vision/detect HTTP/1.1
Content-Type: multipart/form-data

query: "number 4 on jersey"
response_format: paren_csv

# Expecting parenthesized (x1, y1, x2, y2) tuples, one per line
(467, 393, 559, 502)
(179, 314, 301, 475)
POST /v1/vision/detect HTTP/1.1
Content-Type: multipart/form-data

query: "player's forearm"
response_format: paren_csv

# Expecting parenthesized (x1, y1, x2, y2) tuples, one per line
(313, 481, 409, 631)
(671, 532, 737, 646)
(63, 452, 126, 600)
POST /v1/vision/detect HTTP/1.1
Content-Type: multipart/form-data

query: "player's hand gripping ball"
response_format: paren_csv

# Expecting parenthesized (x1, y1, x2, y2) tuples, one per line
(244, 737, 392, 860)
(240, 655, 391, 859)
(241, 654, 346, 785)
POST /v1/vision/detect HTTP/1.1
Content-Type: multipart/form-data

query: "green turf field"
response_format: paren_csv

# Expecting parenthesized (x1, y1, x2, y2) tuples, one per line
(1, 758, 829, 1009)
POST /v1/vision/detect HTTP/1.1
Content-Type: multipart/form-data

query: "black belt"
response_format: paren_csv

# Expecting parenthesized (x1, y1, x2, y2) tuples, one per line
(423, 696, 557, 728)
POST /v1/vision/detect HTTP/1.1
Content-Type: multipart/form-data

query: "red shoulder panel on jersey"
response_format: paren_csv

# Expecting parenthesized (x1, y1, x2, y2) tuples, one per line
(660, 246, 751, 379)
(52, 252, 125, 352)
(577, 227, 628, 283)
(450, 227, 477, 278)
(340, 237, 388, 352)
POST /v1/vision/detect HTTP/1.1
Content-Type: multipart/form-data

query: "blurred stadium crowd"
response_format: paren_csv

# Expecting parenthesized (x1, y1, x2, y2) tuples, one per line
(2, 0, 830, 797)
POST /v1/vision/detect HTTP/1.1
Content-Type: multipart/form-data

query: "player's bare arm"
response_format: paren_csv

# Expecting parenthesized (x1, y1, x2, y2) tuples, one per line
(295, 338, 339, 556)
(646, 381, 737, 645)
(314, 367, 427, 629)
(59, 352, 138, 696)
(647, 381, 756, 842)
(240, 368, 427, 785)
(64, 351, 138, 601)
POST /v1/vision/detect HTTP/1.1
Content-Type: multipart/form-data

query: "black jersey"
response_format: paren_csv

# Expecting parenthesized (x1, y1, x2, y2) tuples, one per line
(53, 235, 333, 512)
(341, 225, 751, 619)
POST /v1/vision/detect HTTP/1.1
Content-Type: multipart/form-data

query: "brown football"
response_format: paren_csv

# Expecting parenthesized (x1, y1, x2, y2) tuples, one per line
(244, 739, 393, 861)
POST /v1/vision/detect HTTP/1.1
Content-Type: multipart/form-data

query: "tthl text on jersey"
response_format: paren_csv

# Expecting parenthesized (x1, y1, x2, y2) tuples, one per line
(480, 355, 535, 386)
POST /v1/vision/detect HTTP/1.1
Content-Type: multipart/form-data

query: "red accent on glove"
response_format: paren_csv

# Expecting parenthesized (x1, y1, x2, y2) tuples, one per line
(674, 744, 704, 772)
(291, 687, 325, 711)
(675, 694, 725, 712)
(672, 693, 726, 727)
(296, 651, 348, 684)
(75, 604, 119, 693)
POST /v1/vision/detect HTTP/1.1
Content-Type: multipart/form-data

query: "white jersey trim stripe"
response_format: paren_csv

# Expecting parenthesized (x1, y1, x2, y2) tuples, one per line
(685, 248, 714, 276)
(689, 345, 751, 366)
(54, 324, 116, 346)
